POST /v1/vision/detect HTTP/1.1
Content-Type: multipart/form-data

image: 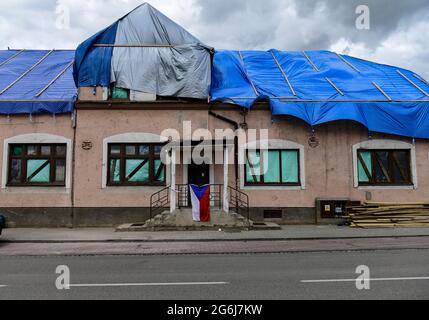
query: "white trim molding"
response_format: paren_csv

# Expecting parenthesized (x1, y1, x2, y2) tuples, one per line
(102, 132, 169, 189)
(240, 139, 306, 190)
(1, 133, 72, 190)
(352, 139, 418, 190)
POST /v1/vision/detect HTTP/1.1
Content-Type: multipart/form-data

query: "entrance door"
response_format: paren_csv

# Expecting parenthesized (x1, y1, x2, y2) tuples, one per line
(188, 161, 210, 186)
(187, 161, 210, 208)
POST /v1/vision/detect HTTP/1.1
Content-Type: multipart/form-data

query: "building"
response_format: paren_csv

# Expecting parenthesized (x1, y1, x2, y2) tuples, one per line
(1, 3, 429, 227)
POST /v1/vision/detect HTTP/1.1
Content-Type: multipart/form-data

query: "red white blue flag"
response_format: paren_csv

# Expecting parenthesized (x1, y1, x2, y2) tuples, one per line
(190, 184, 211, 222)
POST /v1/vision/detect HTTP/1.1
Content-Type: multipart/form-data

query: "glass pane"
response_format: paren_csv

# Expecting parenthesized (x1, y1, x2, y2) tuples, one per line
(393, 164, 404, 184)
(282, 151, 299, 183)
(27, 145, 38, 156)
(358, 151, 372, 183)
(110, 145, 121, 155)
(109, 159, 121, 183)
(56, 145, 66, 156)
(27, 160, 50, 183)
(246, 151, 261, 183)
(41, 146, 51, 156)
(126, 145, 136, 156)
(138, 145, 150, 156)
(126, 159, 149, 183)
(11, 146, 23, 156)
(264, 151, 281, 183)
(154, 145, 163, 155)
(375, 151, 390, 183)
(10, 159, 21, 183)
(55, 160, 66, 182)
(393, 151, 410, 184)
(154, 160, 165, 182)
(111, 86, 130, 99)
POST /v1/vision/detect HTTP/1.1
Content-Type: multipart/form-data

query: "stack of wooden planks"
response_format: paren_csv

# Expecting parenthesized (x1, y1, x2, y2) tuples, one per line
(347, 202, 429, 228)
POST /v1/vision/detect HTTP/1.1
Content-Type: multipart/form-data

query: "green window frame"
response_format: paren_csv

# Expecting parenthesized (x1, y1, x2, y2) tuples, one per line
(107, 143, 166, 187)
(7, 144, 67, 187)
(357, 149, 412, 186)
(111, 86, 130, 100)
(245, 149, 300, 186)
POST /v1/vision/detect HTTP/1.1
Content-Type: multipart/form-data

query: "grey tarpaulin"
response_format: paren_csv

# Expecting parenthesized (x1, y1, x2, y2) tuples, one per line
(111, 3, 213, 99)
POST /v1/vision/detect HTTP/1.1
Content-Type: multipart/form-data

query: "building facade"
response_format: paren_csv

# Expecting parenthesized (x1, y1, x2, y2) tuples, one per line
(1, 94, 427, 227)
(1, 3, 429, 227)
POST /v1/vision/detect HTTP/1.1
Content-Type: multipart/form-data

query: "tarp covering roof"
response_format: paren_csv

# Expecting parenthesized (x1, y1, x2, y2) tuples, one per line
(211, 49, 429, 139)
(0, 49, 76, 115)
(74, 3, 212, 99)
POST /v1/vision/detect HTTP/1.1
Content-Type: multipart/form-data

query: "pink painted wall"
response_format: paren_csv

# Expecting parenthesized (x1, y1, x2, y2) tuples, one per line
(214, 109, 429, 208)
(73, 108, 209, 207)
(2, 106, 428, 210)
(0, 114, 74, 207)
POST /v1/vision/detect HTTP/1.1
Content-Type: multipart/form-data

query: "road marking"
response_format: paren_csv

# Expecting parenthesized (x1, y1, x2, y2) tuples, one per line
(70, 282, 229, 288)
(0, 285, 8, 288)
(301, 277, 429, 284)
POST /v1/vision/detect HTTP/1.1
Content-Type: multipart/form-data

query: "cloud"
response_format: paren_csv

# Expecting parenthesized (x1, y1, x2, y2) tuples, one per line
(0, 0, 427, 78)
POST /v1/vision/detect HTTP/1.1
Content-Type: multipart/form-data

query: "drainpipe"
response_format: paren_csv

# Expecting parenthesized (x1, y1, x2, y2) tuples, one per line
(71, 109, 77, 228)
(208, 108, 240, 190)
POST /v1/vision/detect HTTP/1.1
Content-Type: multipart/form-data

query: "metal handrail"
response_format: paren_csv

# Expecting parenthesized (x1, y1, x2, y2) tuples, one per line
(228, 185, 250, 226)
(149, 184, 250, 226)
(149, 186, 170, 222)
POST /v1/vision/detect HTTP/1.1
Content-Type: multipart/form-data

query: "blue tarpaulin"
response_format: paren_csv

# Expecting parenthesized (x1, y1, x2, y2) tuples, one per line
(0, 49, 76, 115)
(211, 49, 429, 139)
(73, 23, 118, 88)
(73, 3, 212, 99)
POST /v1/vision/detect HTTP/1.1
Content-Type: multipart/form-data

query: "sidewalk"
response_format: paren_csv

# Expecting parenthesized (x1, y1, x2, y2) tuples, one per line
(1, 225, 429, 243)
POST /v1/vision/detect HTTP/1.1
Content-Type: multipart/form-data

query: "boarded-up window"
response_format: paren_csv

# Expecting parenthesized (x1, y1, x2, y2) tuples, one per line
(357, 149, 412, 186)
(245, 149, 300, 186)
(7, 144, 67, 186)
(107, 143, 166, 187)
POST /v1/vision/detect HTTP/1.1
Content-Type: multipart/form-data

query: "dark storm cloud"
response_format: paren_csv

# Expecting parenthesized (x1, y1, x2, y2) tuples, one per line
(294, 0, 429, 48)
(0, 0, 428, 78)
(196, 0, 429, 50)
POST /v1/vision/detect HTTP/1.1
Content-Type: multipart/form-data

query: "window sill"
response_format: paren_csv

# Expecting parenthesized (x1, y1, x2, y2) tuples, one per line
(1, 187, 71, 194)
(357, 185, 417, 191)
(102, 186, 168, 192)
(241, 185, 305, 191)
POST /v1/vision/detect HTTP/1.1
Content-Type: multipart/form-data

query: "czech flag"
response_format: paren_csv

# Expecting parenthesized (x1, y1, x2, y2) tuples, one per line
(190, 184, 211, 222)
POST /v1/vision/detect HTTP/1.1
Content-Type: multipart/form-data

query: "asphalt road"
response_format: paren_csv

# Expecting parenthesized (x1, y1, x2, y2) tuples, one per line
(1, 236, 429, 256)
(0, 249, 428, 300)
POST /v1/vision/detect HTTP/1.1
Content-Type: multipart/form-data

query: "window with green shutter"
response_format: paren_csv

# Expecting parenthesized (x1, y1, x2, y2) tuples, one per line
(111, 86, 130, 100)
(7, 144, 67, 186)
(357, 149, 412, 186)
(107, 143, 166, 187)
(245, 149, 300, 186)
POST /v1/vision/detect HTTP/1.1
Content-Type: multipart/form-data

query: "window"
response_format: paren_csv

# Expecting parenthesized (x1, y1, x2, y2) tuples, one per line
(111, 86, 130, 100)
(357, 149, 412, 186)
(107, 143, 166, 186)
(245, 149, 300, 186)
(7, 144, 67, 186)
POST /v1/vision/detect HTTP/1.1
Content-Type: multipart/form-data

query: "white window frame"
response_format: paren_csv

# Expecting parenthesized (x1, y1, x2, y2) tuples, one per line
(240, 139, 306, 190)
(102, 132, 169, 189)
(1, 133, 72, 190)
(352, 139, 418, 190)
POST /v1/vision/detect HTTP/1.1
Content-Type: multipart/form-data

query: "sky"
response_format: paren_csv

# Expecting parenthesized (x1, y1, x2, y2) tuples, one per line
(0, 0, 428, 78)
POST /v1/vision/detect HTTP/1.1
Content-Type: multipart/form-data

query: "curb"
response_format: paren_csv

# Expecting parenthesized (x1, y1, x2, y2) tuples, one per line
(1, 234, 429, 244)
(1, 247, 428, 258)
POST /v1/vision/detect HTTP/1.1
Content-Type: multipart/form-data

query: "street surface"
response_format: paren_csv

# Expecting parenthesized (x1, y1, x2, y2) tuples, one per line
(1, 236, 429, 256)
(0, 249, 428, 300)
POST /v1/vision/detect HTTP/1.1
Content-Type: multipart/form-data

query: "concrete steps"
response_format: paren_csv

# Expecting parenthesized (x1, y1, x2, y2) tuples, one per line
(117, 209, 254, 232)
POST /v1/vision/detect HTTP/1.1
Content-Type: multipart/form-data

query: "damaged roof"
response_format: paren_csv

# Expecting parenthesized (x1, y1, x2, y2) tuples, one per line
(211, 49, 429, 138)
(0, 49, 76, 115)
